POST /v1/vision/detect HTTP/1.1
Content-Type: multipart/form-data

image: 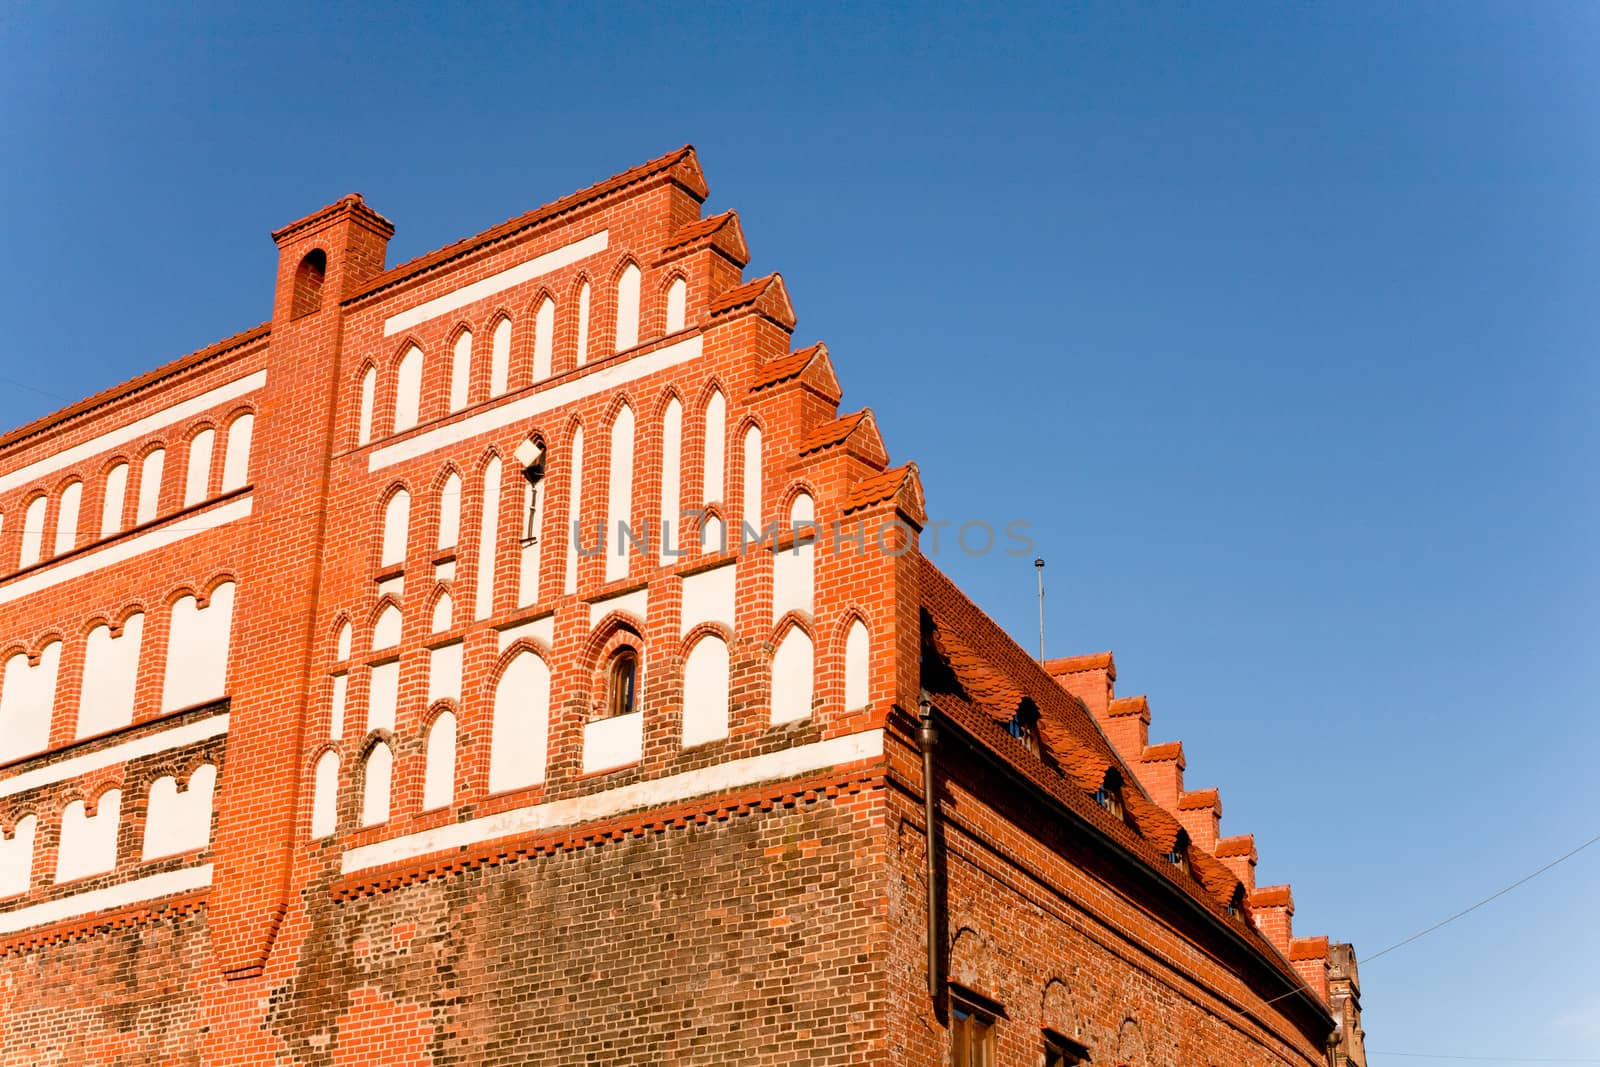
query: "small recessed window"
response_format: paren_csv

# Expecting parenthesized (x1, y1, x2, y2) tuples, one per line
(1044, 1031, 1090, 1067)
(607, 649, 639, 718)
(1094, 771, 1125, 821)
(1006, 700, 1041, 756)
(951, 990, 997, 1067)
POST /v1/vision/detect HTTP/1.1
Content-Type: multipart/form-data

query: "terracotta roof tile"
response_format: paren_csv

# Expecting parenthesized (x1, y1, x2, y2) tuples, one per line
(1141, 741, 1185, 765)
(1290, 936, 1330, 961)
(1178, 788, 1220, 812)
(796, 411, 867, 455)
(662, 210, 739, 254)
(1044, 652, 1116, 679)
(842, 464, 920, 516)
(1251, 884, 1294, 910)
(752, 343, 825, 390)
(1107, 695, 1149, 719)
(1216, 834, 1257, 860)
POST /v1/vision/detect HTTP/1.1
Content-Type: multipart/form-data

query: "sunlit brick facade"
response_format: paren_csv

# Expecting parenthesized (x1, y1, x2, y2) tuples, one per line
(0, 148, 1361, 1065)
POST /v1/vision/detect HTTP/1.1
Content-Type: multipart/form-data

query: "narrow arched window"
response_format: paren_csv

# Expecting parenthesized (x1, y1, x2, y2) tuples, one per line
(575, 281, 592, 366)
(136, 447, 165, 525)
(291, 249, 326, 319)
(658, 397, 683, 565)
(490, 317, 511, 396)
(220, 412, 254, 492)
(533, 297, 555, 381)
(380, 489, 410, 569)
(361, 742, 393, 826)
(182, 428, 215, 507)
(615, 263, 641, 352)
(702, 388, 725, 505)
(437, 471, 462, 551)
(605, 404, 635, 583)
(18, 495, 45, 567)
(607, 649, 639, 718)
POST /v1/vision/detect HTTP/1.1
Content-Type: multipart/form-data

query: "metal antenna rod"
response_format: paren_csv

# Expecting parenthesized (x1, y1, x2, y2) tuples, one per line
(1034, 557, 1046, 664)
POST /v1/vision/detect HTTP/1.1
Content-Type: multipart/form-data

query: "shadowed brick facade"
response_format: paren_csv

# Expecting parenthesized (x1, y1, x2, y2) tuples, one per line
(0, 147, 1364, 1065)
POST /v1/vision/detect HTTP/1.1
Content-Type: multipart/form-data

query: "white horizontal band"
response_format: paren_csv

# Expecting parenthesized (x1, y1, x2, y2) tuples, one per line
(0, 864, 212, 935)
(0, 714, 229, 799)
(382, 230, 609, 337)
(0, 371, 267, 495)
(367, 334, 703, 471)
(0, 496, 252, 608)
(343, 727, 883, 875)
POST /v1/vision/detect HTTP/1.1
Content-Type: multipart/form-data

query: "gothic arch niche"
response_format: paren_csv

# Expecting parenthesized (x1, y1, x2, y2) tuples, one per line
(681, 629, 731, 747)
(657, 391, 684, 564)
(448, 324, 473, 412)
(140, 762, 216, 861)
(613, 259, 642, 352)
(135, 445, 165, 525)
(99, 458, 129, 536)
(291, 248, 326, 319)
(182, 426, 215, 507)
(769, 618, 815, 725)
(220, 409, 255, 492)
(359, 737, 394, 827)
(392, 342, 424, 433)
(56, 786, 122, 883)
(0, 813, 37, 897)
(53, 478, 82, 555)
(488, 647, 552, 794)
(489, 313, 513, 396)
(581, 621, 645, 774)
(355, 364, 377, 446)
(1117, 1018, 1148, 1067)
(379, 485, 412, 569)
(1041, 977, 1082, 1043)
(422, 707, 457, 811)
(78, 610, 144, 739)
(161, 580, 235, 713)
(435, 466, 464, 553)
(309, 748, 341, 839)
(843, 615, 871, 711)
(0, 638, 61, 762)
(604, 400, 636, 583)
(664, 274, 688, 334)
(948, 926, 1000, 1001)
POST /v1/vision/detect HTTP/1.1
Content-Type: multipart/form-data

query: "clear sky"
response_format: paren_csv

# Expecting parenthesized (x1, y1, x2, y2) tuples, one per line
(2, 3, 1597, 1059)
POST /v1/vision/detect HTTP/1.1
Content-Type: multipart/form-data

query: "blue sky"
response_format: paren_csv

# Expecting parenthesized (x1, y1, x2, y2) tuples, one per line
(3, 2, 1597, 1059)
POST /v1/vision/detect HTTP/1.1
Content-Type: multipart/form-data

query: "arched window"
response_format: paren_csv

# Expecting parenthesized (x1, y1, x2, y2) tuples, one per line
(56, 789, 121, 882)
(490, 316, 511, 396)
(702, 388, 726, 505)
(220, 412, 254, 492)
(356, 366, 377, 446)
(140, 763, 216, 861)
(100, 461, 129, 537)
(310, 750, 340, 839)
(533, 296, 555, 381)
(563, 426, 585, 596)
(52, 480, 81, 556)
(449, 328, 472, 412)
(606, 649, 639, 718)
(615, 263, 641, 352)
(0, 640, 61, 762)
(18, 495, 45, 567)
(380, 489, 411, 569)
(682, 634, 730, 746)
(665, 277, 687, 333)
(291, 249, 326, 319)
(360, 742, 392, 826)
(575, 281, 592, 366)
(182, 428, 214, 507)
(844, 619, 870, 711)
(606, 404, 635, 583)
(136, 447, 165, 525)
(393, 344, 423, 433)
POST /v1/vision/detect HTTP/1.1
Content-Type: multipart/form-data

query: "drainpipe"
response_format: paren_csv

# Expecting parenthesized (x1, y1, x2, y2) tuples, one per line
(918, 696, 942, 1003)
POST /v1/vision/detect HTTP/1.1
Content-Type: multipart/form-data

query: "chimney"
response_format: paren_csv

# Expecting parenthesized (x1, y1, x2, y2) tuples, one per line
(1249, 884, 1294, 955)
(1215, 834, 1257, 892)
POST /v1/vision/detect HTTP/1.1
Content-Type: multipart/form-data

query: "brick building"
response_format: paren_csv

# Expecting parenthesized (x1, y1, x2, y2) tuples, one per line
(0, 147, 1365, 1065)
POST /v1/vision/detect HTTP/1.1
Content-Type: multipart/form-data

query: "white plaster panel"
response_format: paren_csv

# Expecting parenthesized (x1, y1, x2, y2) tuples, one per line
(533, 297, 555, 381)
(430, 591, 453, 633)
(742, 425, 762, 530)
(367, 660, 400, 733)
(329, 673, 348, 739)
(490, 317, 511, 397)
(0, 815, 37, 898)
(140, 763, 215, 861)
(77, 613, 144, 739)
(590, 587, 647, 630)
(563, 427, 584, 596)
(423, 711, 456, 810)
(605, 404, 635, 583)
(382, 230, 608, 337)
(219, 412, 253, 492)
(658, 397, 682, 565)
(357, 367, 376, 446)
(310, 751, 340, 839)
(497, 615, 554, 653)
(845, 619, 870, 712)
(0, 371, 266, 496)
(449, 329, 472, 412)
(182, 429, 213, 508)
(488, 650, 550, 793)
(0, 713, 228, 799)
(475, 457, 502, 619)
(703, 389, 726, 505)
(53, 481, 82, 556)
(615, 264, 641, 352)
(772, 541, 815, 622)
(343, 729, 886, 875)
(55, 788, 121, 883)
(575, 282, 591, 366)
(135, 448, 164, 525)
(18, 496, 44, 567)
(770, 628, 814, 725)
(371, 604, 401, 650)
(582, 713, 642, 774)
(438, 472, 462, 549)
(682, 635, 730, 747)
(0, 641, 61, 763)
(160, 582, 234, 714)
(680, 562, 735, 637)
(393, 345, 423, 433)
(665, 277, 687, 333)
(367, 335, 703, 472)
(99, 462, 129, 537)
(381, 489, 410, 567)
(428, 641, 463, 704)
(360, 743, 392, 826)
(0, 865, 213, 936)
